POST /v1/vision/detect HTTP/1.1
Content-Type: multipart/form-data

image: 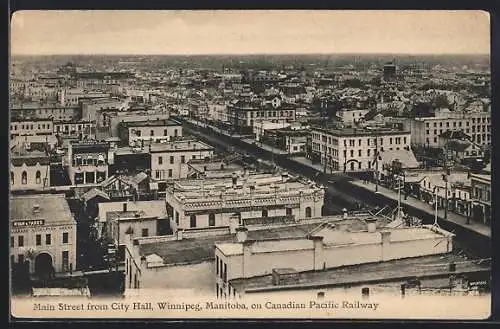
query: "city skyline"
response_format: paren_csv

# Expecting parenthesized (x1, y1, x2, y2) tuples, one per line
(11, 10, 490, 56)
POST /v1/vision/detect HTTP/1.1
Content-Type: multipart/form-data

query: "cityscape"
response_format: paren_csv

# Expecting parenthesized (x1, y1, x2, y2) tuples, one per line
(9, 10, 491, 318)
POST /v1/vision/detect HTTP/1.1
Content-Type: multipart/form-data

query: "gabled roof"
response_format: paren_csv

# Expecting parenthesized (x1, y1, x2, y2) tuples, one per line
(379, 149, 420, 169)
(82, 188, 110, 202)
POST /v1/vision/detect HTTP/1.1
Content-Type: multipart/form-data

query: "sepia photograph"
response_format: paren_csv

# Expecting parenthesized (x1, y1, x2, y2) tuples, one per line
(9, 10, 492, 320)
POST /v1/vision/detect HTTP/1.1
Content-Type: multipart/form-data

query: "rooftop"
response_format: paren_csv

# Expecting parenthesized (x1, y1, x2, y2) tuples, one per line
(149, 140, 214, 153)
(10, 194, 75, 226)
(136, 216, 390, 266)
(119, 119, 181, 128)
(229, 253, 488, 293)
(312, 125, 409, 137)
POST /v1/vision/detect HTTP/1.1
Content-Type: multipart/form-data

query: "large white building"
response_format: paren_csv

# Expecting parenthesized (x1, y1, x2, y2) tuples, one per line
(409, 109, 491, 148)
(149, 139, 214, 182)
(165, 172, 325, 233)
(311, 126, 412, 172)
(216, 223, 454, 298)
(117, 119, 183, 147)
(10, 194, 77, 276)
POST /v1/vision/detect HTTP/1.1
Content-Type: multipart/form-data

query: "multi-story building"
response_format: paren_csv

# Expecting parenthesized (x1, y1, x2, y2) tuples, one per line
(149, 139, 214, 182)
(117, 119, 183, 147)
(54, 120, 95, 139)
(216, 223, 454, 298)
(66, 140, 110, 185)
(58, 88, 111, 107)
(228, 97, 297, 135)
(10, 194, 77, 276)
(107, 111, 171, 138)
(409, 109, 491, 148)
(11, 103, 81, 121)
(10, 150, 51, 191)
(165, 172, 325, 233)
(10, 118, 54, 139)
(311, 126, 412, 172)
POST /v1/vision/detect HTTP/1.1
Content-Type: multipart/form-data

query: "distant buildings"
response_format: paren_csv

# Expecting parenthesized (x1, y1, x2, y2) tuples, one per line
(10, 194, 77, 276)
(409, 109, 491, 148)
(470, 166, 491, 225)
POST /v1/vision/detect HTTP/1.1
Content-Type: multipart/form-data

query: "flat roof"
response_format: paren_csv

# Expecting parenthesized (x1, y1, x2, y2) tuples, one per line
(229, 253, 488, 293)
(119, 119, 181, 128)
(312, 126, 409, 137)
(149, 140, 214, 153)
(10, 194, 75, 226)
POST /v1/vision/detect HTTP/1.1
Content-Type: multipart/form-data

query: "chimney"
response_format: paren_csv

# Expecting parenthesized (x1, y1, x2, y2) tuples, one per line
(236, 226, 248, 243)
(309, 235, 325, 271)
(232, 172, 238, 188)
(176, 228, 184, 241)
(242, 240, 253, 278)
(123, 203, 128, 212)
(380, 231, 391, 261)
(366, 218, 377, 233)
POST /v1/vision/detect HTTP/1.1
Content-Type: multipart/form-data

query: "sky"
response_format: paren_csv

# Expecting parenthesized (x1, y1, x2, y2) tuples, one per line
(10, 10, 490, 56)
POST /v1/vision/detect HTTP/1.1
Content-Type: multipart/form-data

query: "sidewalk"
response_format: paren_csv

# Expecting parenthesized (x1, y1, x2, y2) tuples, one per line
(350, 180, 491, 238)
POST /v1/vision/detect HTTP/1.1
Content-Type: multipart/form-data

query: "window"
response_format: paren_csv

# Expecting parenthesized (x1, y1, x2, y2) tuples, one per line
(358, 150, 362, 157)
(10, 236, 14, 248)
(18, 236, 24, 247)
(367, 149, 371, 156)
(404, 137, 407, 144)
(190, 215, 197, 228)
(10, 172, 14, 185)
(21, 171, 27, 185)
(209, 213, 216, 227)
(181, 155, 185, 163)
(18, 254, 24, 264)
(141, 228, 149, 237)
(136, 130, 141, 137)
(350, 150, 354, 157)
(170, 156, 174, 164)
(36, 234, 42, 246)
(305, 207, 312, 218)
(164, 129, 168, 136)
(158, 156, 163, 165)
(286, 208, 292, 216)
(46, 234, 51, 245)
(168, 169, 172, 178)
(174, 129, 178, 137)
(35, 171, 41, 184)
(216, 256, 219, 275)
(62, 232, 68, 244)
(358, 139, 361, 146)
(150, 130, 154, 136)
(192, 155, 196, 159)
(223, 263, 227, 282)
(262, 209, 268, 217)
(389, 138, 393, 145)
(175, 211, 179, 225)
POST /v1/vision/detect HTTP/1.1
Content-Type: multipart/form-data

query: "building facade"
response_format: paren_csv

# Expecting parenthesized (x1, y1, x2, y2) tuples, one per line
(311, 126, 412, 172)
(11, 152, 51, 191)
(117, 119, 183, 147)
(67, 141, 110, 185)
(165, 173, 325, 233)
(10, 194, 77, 276)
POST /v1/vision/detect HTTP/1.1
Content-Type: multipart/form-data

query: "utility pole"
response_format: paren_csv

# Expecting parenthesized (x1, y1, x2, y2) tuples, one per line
(397, 175, 402, 221)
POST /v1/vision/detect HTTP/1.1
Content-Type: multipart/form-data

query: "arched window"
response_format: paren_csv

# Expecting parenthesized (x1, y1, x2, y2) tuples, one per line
(262, 209, 268, 218)
(209, 213, 215, 227)
(21, 171, 27, 185)
(36, 171, 41, 184)
(190, 215, 197, 228)
(305, 207, 312, 218)
(10, 172, 14, 185)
